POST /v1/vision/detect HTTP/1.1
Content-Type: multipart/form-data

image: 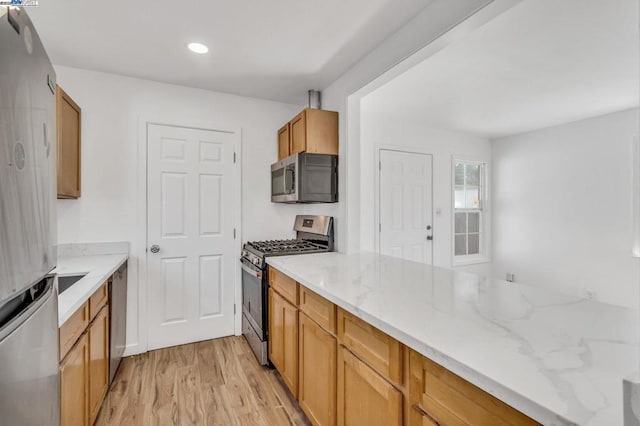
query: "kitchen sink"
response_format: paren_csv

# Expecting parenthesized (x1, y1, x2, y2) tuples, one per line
(58, 274, 88, 294)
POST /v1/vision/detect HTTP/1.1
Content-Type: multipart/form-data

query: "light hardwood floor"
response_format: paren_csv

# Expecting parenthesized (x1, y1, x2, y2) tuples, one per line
(95, 336, 310, 426)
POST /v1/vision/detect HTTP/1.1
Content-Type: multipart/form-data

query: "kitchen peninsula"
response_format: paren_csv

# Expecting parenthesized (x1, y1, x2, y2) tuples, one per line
(266, 252, 639, 426)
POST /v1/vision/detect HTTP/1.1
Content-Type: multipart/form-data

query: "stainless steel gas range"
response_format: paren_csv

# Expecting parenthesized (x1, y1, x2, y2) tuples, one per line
(241, 215, 334, 364)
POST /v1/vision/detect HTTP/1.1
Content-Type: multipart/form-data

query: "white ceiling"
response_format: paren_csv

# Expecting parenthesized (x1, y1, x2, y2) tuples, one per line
(363, 0, 640, 139)
(28, 0, 434, 105)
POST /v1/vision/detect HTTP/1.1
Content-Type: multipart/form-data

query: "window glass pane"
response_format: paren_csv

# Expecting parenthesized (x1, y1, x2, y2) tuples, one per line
(468, 212, 480, 233)
(455, 213, 467, 233)
(468, 234, 480, 255)
(454, 187, 465, 208)
(465, 164, 480, 185)
(455, 163, 465, 185)
(465, 187, 479, 209)
(455, 235, 467, 256)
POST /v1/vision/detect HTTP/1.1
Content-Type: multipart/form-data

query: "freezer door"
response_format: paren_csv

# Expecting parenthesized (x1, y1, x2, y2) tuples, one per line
(0, 7, 57, 303)
(0, 277, 60, 426)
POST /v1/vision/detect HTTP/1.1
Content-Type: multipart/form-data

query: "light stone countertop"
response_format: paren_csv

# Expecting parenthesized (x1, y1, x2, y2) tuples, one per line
(54, 254, 128, 326)
(266, 251, 639, 426)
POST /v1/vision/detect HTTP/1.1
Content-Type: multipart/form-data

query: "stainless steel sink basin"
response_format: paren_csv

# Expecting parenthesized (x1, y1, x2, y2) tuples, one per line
(58, 274, 87, 294)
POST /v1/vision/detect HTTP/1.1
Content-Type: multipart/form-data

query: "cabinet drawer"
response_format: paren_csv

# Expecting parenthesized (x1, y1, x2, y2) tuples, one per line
(89, 281, 108, 321)
(60, 301, 89, 361)
(269, 267, 298, 305)
(299, 286, 336, 333)
(408, 350, 539, 426)
(337, 308, 403, 385)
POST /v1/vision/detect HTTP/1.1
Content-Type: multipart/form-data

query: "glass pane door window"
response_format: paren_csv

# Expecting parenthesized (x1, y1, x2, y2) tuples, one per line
(453, 161, 486, 259)
(455, 211, 481, 255)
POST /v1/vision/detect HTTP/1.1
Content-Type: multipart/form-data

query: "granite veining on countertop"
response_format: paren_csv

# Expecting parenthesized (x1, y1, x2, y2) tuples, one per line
(266, 252, 639, 426)
(54, 243, 129, 326)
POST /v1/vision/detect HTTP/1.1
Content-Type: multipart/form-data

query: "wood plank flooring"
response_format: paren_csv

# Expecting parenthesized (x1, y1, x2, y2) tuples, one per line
(95, 336, 310, 426)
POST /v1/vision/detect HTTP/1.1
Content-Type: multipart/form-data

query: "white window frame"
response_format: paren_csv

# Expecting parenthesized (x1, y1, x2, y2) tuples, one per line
(451, 158, 491, 266)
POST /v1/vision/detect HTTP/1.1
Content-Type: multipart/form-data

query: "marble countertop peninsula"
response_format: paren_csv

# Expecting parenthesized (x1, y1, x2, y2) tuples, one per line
(266, 252, 639, 426)
(54, 242, 129, 326)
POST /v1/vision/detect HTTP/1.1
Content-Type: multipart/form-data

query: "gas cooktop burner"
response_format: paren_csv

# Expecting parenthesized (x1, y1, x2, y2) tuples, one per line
(247, 239, 325, 254)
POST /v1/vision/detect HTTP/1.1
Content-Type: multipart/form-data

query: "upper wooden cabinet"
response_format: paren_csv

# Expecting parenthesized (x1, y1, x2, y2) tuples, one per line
(278, 123, 291, 160)
(56, 85, 81, 199)
(278, 108, 338, 160)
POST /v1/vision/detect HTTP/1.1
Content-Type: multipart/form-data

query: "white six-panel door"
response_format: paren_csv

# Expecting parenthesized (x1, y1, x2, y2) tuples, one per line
(379, 149, 433, 264)
(147, 124, 236, 350)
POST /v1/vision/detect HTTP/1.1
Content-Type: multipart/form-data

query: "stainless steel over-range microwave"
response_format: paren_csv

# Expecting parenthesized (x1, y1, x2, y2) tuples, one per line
(271, 153, 338, 203)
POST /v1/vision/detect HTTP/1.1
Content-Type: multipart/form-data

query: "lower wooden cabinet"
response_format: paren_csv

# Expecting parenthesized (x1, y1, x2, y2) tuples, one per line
(408, 350, 539, 426)
(88, 306, 110, 424)
(60, 283, 112, 426)
(337, 346, 403, 426)
(269, 269, 539, 426)
(60, 333, 89, 426)
(268, 288, 299, 397)
(298, 313, 337, 426)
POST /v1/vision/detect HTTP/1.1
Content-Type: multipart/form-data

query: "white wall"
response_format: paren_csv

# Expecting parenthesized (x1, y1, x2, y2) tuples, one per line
(319, 0, 501, 253)
(492, 108, 640, 308)
(55, 66, 304, 354)
(360, 104, 492, 271)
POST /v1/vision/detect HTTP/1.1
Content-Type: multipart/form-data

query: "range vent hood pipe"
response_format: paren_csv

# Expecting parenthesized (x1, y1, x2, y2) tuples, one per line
(308, 90, 321, 109)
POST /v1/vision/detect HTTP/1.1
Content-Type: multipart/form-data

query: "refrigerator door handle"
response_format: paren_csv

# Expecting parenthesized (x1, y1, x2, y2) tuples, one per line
(0, 278, 54, 342)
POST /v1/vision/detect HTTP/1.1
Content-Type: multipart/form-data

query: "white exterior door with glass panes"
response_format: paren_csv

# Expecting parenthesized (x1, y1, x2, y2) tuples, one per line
(454, 160, 486, 260)
(379, 149, 433, 264)
(147, 123, 237, 351)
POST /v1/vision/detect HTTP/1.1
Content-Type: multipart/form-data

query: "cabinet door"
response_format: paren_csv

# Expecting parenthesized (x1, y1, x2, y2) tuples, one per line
(337, 346, 402, 426)
(88, 306, 110, 424)
(290, 110, 307, 155)
(60, 333, 89, 426)
(268, 288, 299, 397)
(299, 313, 337, 426)
(278, 123, 291, 160)
(305, 108, 339, 155)
(56, 85, 81, 199)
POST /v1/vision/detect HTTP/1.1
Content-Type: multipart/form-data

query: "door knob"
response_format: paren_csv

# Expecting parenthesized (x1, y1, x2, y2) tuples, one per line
(150, 245, 160, 254)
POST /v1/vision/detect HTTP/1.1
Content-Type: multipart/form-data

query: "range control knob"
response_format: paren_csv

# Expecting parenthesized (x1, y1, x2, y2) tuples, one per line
(252, 258, 260, 266)
(242, 250, 248, 257)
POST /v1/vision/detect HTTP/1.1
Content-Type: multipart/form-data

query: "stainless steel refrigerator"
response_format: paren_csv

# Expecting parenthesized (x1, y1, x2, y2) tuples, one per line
(0, 6, 60, 426)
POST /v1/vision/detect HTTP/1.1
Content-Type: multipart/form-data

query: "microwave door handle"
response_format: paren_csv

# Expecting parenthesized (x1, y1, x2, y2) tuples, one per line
(285, 168, 295, 194)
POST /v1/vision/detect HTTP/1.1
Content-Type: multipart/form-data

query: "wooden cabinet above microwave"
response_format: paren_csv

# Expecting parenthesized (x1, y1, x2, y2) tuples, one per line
(277, 108, 338, 160)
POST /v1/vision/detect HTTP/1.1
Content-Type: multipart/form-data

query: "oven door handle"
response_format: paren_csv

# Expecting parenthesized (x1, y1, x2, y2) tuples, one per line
(241, 262, 262, 279)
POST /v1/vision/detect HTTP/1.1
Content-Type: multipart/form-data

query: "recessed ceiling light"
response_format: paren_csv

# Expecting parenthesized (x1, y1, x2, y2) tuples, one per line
(187, 42, 208, 54)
